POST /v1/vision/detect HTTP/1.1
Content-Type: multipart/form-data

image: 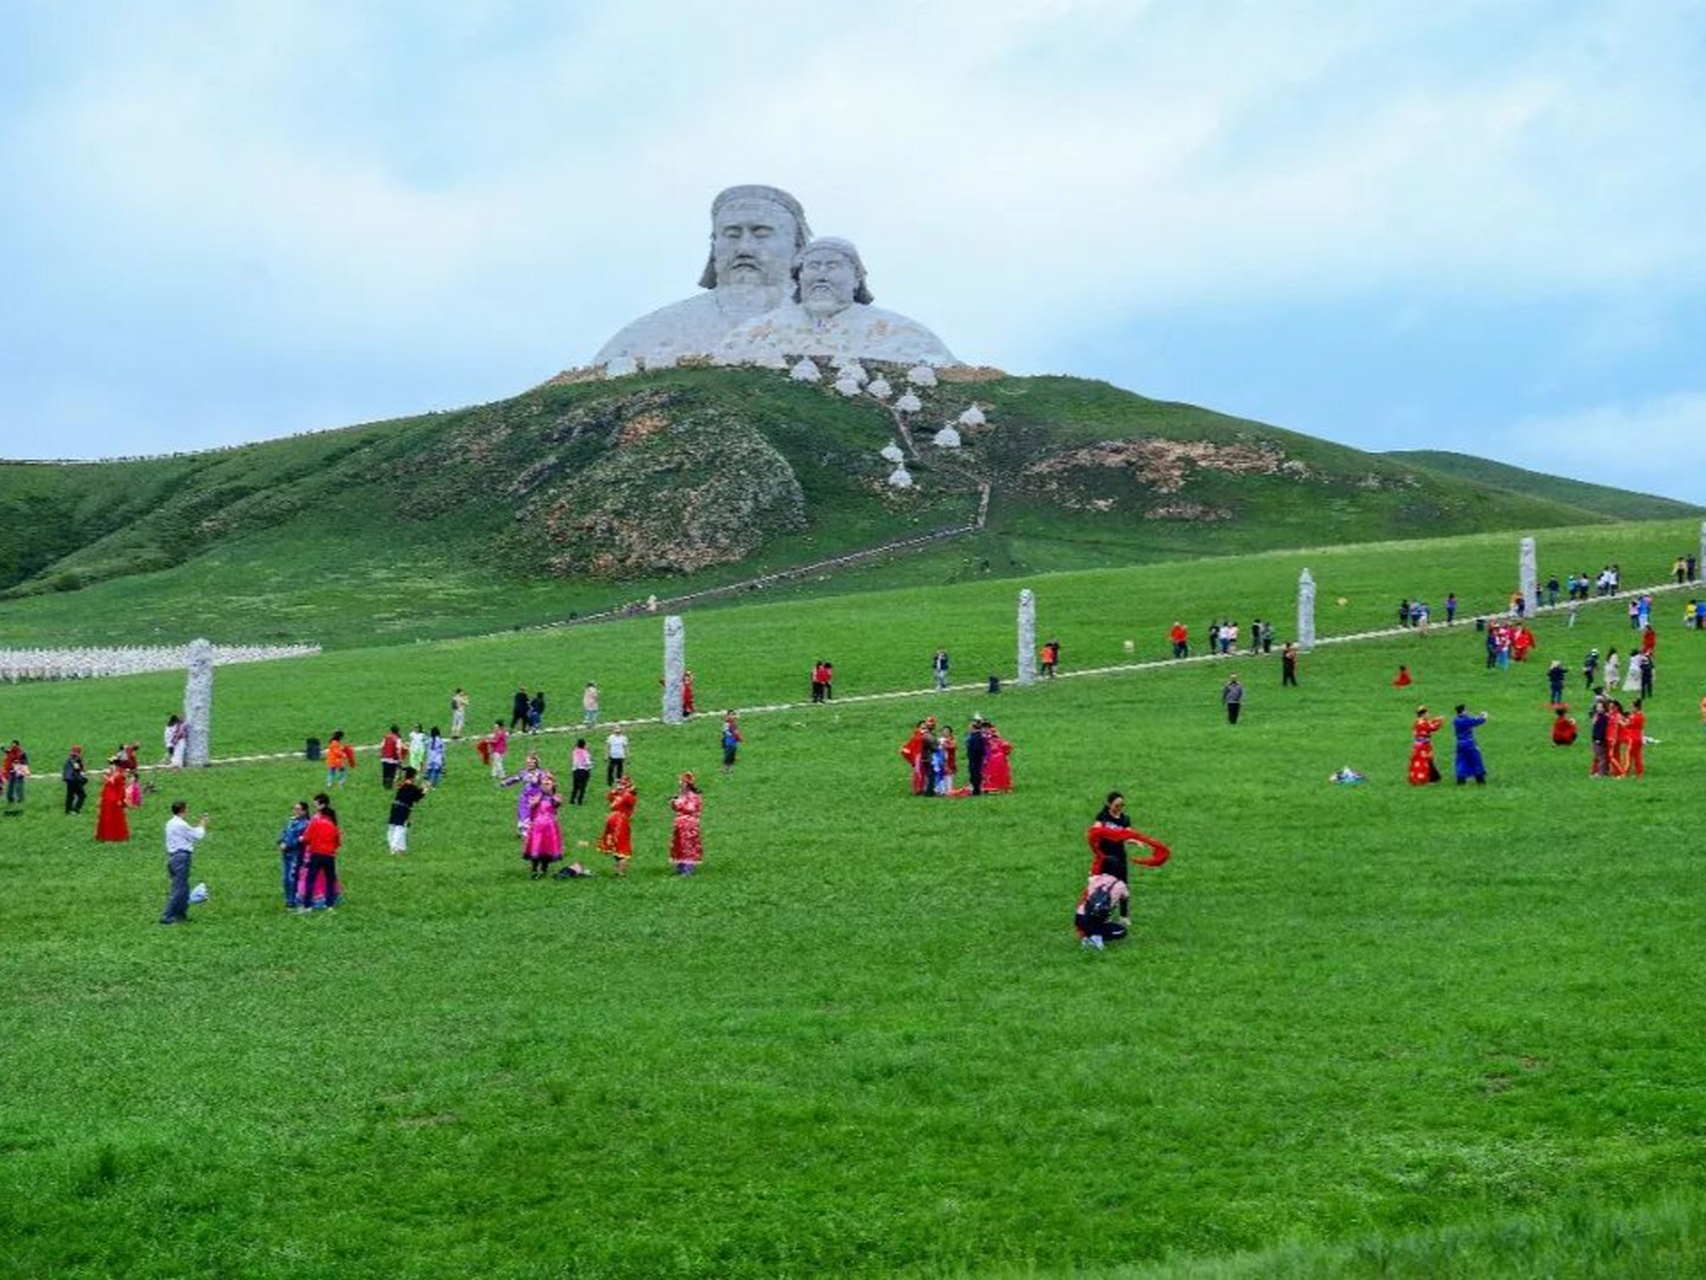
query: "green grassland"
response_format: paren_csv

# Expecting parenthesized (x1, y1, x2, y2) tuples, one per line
(1388, 450, 1703, 523)
(1, 370, 1677, 650)
(4, 519, 1706, 1278)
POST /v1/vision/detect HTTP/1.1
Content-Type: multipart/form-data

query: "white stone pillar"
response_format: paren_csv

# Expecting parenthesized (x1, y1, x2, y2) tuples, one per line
(1016, 589, 1038, 686)
(662, 616, 685, 725)
(184, 638, 214, 767)
(1297, 570, 1316, 653)
(1519, 536, 1538, 614)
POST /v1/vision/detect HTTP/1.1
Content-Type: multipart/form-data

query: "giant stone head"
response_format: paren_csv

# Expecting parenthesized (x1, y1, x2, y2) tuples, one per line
(698, 185, 812, 292)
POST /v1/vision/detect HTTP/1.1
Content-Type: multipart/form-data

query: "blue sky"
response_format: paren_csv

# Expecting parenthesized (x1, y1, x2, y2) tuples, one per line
(3, 1, 1705, 500)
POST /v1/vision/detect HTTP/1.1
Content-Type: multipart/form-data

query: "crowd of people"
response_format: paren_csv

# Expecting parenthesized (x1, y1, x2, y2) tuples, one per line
(10, 555, 1705, 944)
(899, 714, 1012, 796)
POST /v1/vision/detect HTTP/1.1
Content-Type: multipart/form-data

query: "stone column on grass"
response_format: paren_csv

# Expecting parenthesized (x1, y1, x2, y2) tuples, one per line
(1297, 570, 1316, 653)
(184, 638, 214, 767)
(662, 615, 686, 725)
(1520, 536, 1538, 615)
(1016, 589, 1037, 686)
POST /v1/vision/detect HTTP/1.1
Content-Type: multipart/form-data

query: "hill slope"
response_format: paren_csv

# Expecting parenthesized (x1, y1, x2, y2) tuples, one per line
(0, 368, 1654, 646)
(1386, 449, 1702, 521)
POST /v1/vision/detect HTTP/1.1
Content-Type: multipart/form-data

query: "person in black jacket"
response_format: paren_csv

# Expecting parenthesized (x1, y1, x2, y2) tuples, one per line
(511, 687, 530, 731)
(62, 746, 87, 814)
(964, 720, 988, 796)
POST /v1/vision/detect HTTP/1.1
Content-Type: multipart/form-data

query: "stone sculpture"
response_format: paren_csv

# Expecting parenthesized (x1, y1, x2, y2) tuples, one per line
(907, 364, 939, 387)
(879, 442, 905, 464)
(887, 464, 914, 488)
(933, 426, 962, 449)
(790, 357, 821, 382)
(1519, 537, 1538, 615)
(894, 391, 922, 413)
(1016, 590, 1038, 685)
(1297, 569, 1316, 653)
(718, 237, 957, 367)
(867, 377, 892, 400)
(662, 616, 686, 725)
(957, 403, 986, 427)
(184, 638, 214, 767)
(596, 185, 813, 369)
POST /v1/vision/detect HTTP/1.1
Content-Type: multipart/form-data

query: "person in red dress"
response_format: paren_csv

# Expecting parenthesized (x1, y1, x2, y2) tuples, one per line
(94, 757, 131, 842)
(1393, 665, 1412, 687)
(681, 670, 696, 718)
(982, 725, 1013, 793)
(1408, 707, 1444, 785)
(900, 721, 929, 795)
(595, 776, 637, 875)
(668, 773, 704, 875)
(1624, 699, 1647, 777)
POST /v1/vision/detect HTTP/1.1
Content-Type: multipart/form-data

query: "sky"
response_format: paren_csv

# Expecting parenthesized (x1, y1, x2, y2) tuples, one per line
(3, 0, 1705, 501)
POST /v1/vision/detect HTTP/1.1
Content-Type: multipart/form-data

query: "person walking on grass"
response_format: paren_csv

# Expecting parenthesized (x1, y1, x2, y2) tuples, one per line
(324, 730, 354, 787)
(278, 800, 310, 907)
(1040, 639, 1060, 678)
(523, 774, 565, 879)
(1452, 705, 1490, 785)
(387, 768, 426, 856)
(488, 722, 509, 780)
(62, 746, 87, 815)
(1222, 675, 1245, 725)
(1281, 642, 1298, 687)
(159, 801, 208, 925)
(528, 689, 546, 734)
(95, 756, 130, 842)
(605, 728, 629, 784)
(424, 727, 447, 789)
(582, 682, 600, 727)
(1548, 661, 1567, 705)
(594, 775, 637, 875)
(450, 688, 469, 740)
(380, 725, 403, 790)
(569, 739, 592, 805)
(4, 740, 28, 806)
(298, 804, 341, 911)
(407, 723, 426, 772)
(511, 687, 529, 732)
(721, 712, 742, 773)
(669, 773, 705, 875)
(1169, 623, 1188, 659)
(933, 647, 951, 689)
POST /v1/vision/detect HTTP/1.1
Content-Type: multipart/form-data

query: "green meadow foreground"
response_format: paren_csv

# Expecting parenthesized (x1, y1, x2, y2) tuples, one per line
(4, 522, 1706, 1278)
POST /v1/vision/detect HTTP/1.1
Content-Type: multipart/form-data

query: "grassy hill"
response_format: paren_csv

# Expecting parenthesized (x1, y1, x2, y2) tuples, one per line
(1387, 449, 1703, 521)
(4, 520, 1706, 1279)
(0, 369, 1667, 648)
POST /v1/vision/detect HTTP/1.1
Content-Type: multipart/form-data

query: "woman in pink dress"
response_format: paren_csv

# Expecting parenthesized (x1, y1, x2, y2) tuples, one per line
(983, 726, 1013, 793)
(668, 773, 704, 875)
(523, 774, 565, 879)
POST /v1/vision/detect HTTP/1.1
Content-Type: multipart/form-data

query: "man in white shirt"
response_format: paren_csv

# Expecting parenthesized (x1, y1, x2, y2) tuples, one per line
(604, 730, 628, 785)
(161, 801, 209, 925)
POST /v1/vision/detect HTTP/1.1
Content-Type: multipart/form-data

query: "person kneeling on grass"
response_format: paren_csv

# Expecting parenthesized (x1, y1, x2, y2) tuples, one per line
(1075, 874, 1130, 949)
(1079, 793, 1171, 947)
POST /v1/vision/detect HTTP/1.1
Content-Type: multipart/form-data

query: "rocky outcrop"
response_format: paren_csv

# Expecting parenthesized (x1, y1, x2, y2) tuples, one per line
(517, 418, 807, 578)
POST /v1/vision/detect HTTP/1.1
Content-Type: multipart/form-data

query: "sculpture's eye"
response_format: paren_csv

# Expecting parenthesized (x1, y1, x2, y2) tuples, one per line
(752, 225, 772, 238)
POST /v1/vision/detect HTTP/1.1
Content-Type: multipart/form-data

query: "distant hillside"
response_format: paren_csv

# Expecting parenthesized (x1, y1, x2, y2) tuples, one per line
(1387, 450, 1702, 521)
(0, 368, 1651, 646)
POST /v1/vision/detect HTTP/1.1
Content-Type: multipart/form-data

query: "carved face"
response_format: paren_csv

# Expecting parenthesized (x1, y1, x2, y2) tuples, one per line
(712, 199, 798, 289)
(797, 246, 858, 317)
